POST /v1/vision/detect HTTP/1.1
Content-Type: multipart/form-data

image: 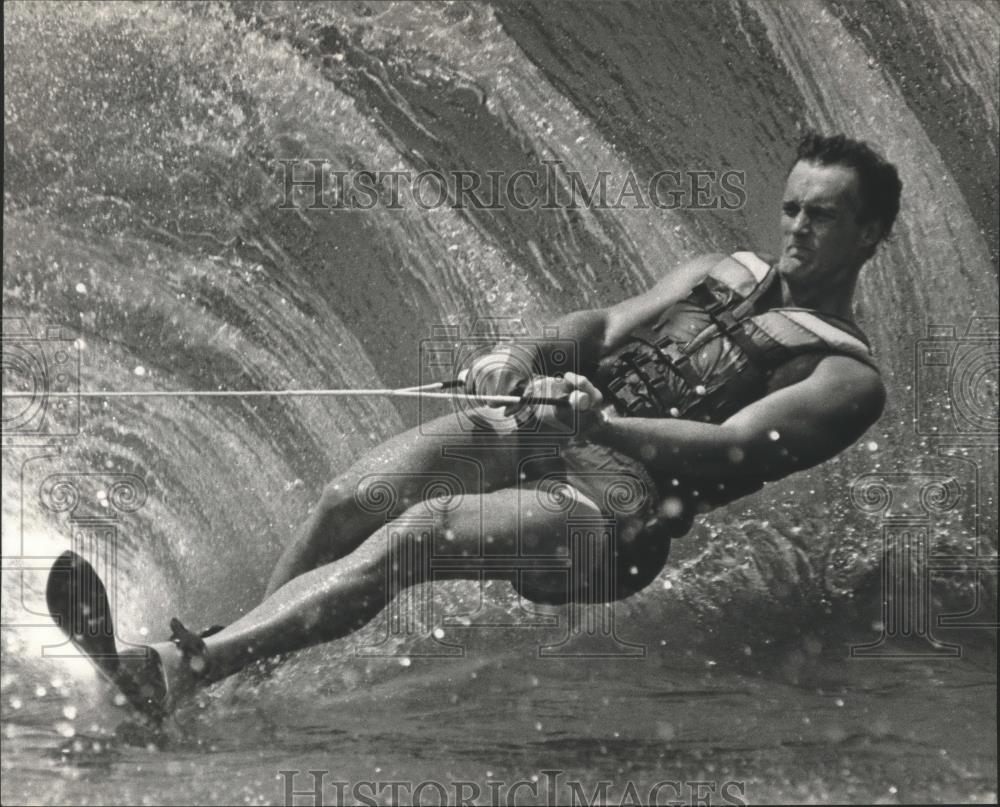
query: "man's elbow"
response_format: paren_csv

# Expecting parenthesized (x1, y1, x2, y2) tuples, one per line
(747, 415, 884, 481)
(867, 378, 888, 424)
(725, 424, 837, 482)
(714, 424, 784, 479)
(747, 374, 887, 480)
(556, 309, 609, 359)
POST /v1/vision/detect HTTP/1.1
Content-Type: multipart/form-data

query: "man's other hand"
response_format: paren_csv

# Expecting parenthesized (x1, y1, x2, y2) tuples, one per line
(517, 372, 604, 433)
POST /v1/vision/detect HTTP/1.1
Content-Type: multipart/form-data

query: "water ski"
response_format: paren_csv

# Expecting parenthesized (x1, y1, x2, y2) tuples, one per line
(46, 550, 169, 724)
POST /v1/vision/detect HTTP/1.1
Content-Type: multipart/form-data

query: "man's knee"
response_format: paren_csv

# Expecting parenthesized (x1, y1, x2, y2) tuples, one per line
(315, 479, 355, 522)
(317, 470, 444, 513)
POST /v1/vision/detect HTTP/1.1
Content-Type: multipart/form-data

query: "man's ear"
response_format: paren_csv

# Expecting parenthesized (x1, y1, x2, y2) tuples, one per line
(860, 219, 884, 251)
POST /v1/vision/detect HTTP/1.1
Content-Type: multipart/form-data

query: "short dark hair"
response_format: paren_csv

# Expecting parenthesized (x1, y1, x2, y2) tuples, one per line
(794, 131, 903, 240)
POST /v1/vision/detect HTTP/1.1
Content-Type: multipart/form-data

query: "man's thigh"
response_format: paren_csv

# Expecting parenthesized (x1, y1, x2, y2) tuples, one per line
(405, 481, 630, 605)
(338, 408, 532, 502)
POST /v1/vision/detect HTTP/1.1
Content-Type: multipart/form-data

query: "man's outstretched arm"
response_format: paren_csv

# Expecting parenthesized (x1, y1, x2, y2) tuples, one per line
(536, 252, 726, 366)
(464, 254, 723, 396)
(587, 356, 886, 482)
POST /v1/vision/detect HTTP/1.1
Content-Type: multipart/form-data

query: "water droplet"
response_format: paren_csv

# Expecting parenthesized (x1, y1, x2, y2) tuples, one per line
(768, 430, 781, 441)
(433, 628, 445, 639)
(75, 283, 87, 294)
(866, 441, 878, 452)
(399, 657, 411, 667)
(662, 497, 684, 518)
(34, 686, 46, 698)
(669, 407, 680, 417)
(62, 705, 78, 720)
(694, 385, 707, 396)
(133, 366, 146, 377)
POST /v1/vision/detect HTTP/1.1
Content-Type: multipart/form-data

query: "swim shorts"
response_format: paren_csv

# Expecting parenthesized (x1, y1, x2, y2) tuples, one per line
(514, 440, 675, 603)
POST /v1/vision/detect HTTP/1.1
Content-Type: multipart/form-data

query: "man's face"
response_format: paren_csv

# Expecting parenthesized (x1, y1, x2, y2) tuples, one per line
(777, 160, 880, 283)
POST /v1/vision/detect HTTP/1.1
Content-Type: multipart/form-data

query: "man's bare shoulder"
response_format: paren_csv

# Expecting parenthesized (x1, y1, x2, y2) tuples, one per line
(650, 252, 727, 289)
(603, 253, 727, 351)
(811, 354, 887, 423)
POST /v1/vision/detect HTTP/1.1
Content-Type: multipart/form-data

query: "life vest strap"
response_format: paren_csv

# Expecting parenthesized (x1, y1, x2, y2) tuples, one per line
(625, 331, 705, 393)
(731, 251, 772, 282)
(755, 309, 877, 369)
(688, 275, 774, 379)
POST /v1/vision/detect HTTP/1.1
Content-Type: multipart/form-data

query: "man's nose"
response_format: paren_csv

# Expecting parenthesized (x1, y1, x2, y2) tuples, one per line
(790, 211, 811, 234)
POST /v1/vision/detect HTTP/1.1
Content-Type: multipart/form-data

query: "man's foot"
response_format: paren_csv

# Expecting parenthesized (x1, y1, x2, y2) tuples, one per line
(46, 551, 221, 724)
(140, 619, 221, 707)
(112, 647, 170, 723)
(46, 551, 169, 723)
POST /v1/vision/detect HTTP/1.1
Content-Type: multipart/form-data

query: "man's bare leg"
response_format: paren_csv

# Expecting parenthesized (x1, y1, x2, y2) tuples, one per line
(265, 409, 530, 595)
(144, 484, 601, 700)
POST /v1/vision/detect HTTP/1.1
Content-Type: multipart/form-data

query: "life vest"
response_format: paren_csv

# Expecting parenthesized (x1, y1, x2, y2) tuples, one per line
(594, 251, 878, 424)
(597, 251, 881, 585)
